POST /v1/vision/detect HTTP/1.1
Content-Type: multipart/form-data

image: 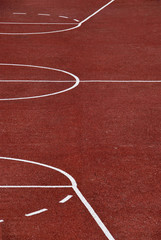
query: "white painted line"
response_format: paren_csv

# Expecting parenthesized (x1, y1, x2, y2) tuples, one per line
(0, 22, 77, 25)
(0, 186, 72, 188)
(0, 156, 115, 240)
(0, 80, 160, 83)
(80, 80, 161, 83)
(25, 209, 48, 217)
(59, 16, 68, 19)
(73, 186, 115, 240)
(38, 13, 50, 16)
(0, 63, 80, 101)
(0, 80, 74, 82)
(73, 19, 80, 22)
(0, 0, 115, 35)
(13, 12, 26, 15)
(0, 220, 4, 223)
(59, 195, 73, 203)
(80, 0, 116, 24)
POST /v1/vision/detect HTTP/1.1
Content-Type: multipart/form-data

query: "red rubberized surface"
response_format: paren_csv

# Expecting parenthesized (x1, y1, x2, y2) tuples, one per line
(0, 0, 161, 240)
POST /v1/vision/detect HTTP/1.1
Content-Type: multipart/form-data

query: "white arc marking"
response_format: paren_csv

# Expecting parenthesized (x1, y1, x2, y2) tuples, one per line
(0, 156, 115, 240)
(0, 220, 4, 223)
(0, 63, 80, 101)
(25, 209, 48, 217)
(0, 0, 116, 35)
(59, 195, 73, 203)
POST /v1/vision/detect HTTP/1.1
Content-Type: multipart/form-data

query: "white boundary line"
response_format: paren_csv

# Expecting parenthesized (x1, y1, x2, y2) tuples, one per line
(0, 0, 116, 35)
(0, 156, 115, 240)
(0, 63, 80, 101)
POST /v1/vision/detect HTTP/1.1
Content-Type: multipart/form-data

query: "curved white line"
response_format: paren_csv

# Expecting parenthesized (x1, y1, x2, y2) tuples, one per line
(0, 63, 80, 101)
(0, 23, 81, 35)
(0, 156, 77, 186)
(0, 0, 115, 35)
(0, 156, 115, 239)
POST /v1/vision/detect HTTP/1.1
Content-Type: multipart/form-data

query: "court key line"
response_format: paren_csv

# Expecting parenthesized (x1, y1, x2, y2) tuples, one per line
(0, 156, 115, 240)
(0, 63, 80, 101)
(0, 0, 116, 35)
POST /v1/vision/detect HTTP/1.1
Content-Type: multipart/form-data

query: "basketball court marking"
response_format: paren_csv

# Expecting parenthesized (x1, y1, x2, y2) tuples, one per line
(0, 156, 115, 240)
(0, 61, 160, 102)
(59, 195, 73, 203)
(0, 0, 116, 35)
(25, 209, 48, 217)
(0, 63, 80, 101)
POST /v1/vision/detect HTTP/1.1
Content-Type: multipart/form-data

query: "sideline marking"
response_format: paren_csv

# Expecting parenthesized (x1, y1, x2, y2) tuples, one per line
(59, 195, 73, 203)
(25, 209, 48, 217)
(0, 0, 116, 35)
(0, 63, 80, 101)
(0, 156, 115, 240)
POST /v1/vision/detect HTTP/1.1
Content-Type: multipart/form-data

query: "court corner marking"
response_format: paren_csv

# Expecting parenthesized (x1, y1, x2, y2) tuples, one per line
(0, 156, 115, 240)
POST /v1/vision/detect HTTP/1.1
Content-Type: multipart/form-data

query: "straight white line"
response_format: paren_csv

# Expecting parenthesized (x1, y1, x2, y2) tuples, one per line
(0, 80, 74, 82)
(73, 186, 115, 240)
(0, 80, 161, 83)
(0, 220, 4, 223)
(73, 19, 80, 22)
(25, 208, 48, 217)
(80, 80, 161, 83)
(81, 0, 116, 24)
(59, 195, 73, 203)
(59, 16, 68, 19)
(38, 13, 50, 16)
(0, 186, 72, 188)
(13, 12, 26, 15)
(0, 22, 77, 25)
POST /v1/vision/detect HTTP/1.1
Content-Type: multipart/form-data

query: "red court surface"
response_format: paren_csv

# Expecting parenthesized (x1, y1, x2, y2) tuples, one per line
(0, 0, 161, 240)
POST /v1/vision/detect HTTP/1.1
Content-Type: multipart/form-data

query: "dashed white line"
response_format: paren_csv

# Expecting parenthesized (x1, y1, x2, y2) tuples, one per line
(38, 13, 50, 16)
(25, 209, 48, 217)
(59, 16, 68, 19)
(13, 12, 26, 15)
(73, 19, 80, 22)
(59, 195, 73, 203)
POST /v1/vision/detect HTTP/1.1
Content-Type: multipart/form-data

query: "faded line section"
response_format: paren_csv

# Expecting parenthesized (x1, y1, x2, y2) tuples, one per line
(38, 13, 50, 16)
(25, 209, 48, 217)
(81, 0, 116, 24)
(59, 195, 73, 203)
(13, 12, 26, 15)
